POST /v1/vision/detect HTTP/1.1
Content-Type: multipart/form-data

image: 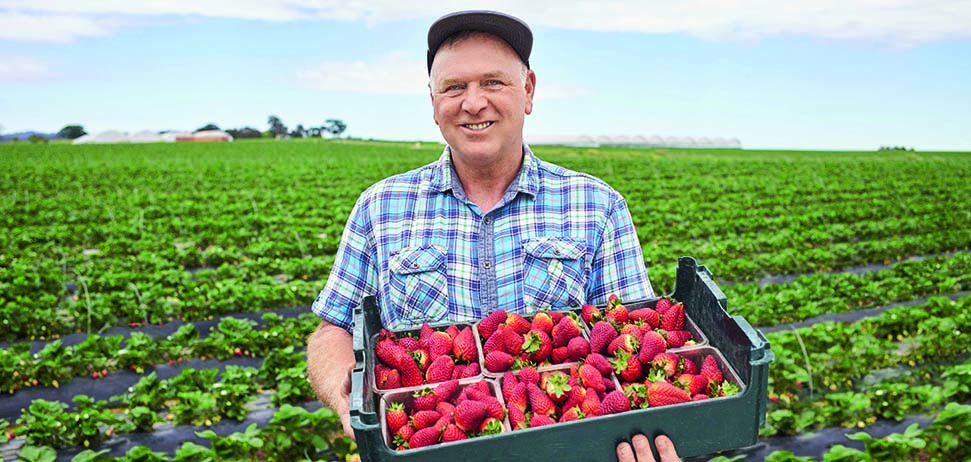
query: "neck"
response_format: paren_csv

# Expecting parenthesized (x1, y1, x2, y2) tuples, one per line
(451, 147, 523, 213)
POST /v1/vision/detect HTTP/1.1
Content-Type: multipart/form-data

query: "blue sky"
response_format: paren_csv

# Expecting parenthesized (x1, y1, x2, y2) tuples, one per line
(1, 1, 969, 150)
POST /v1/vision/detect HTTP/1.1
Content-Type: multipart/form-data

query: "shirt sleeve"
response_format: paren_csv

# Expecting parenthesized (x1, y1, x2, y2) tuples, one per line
(311, 194, 379, 332)
(586, 194, 655, 305)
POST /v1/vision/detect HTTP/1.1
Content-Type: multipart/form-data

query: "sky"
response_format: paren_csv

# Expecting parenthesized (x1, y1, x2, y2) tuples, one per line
(1, 1, 970, 151)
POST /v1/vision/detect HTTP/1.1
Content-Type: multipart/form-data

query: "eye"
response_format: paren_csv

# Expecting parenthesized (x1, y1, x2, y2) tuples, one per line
(484, 79, 504, 86)
(443, 83, 465, 93)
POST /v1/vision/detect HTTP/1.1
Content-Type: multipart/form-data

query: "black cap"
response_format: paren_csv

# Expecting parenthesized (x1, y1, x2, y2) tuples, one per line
(427, 10, 533, 74)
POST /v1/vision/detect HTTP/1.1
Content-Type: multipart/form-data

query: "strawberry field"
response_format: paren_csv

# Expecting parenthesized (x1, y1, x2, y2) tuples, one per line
(1, 140, 970, 461)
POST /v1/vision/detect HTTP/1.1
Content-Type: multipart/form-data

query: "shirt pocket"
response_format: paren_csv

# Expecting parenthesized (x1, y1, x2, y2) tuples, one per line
(387, 244, 449, 327)
(522, 237, 589, 310)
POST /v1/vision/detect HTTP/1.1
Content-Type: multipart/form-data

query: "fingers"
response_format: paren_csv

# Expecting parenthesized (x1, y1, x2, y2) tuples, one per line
(632, 434, 655, 461)
(616, 440, 636, 462)
(654, 435, 680, 462)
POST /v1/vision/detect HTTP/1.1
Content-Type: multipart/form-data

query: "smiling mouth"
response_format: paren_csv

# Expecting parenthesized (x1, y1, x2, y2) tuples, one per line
(463, 121, 494, 131)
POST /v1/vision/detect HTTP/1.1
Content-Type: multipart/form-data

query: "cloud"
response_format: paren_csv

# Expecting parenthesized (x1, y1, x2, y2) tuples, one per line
(2, 1, 970, 45)
(0, 55, 50, 80)
(296, 52, 429, 95)
(0, 11, 113, 42)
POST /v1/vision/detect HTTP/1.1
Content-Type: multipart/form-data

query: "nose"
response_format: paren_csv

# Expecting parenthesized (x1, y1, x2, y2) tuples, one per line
(461, 84, 487, 114)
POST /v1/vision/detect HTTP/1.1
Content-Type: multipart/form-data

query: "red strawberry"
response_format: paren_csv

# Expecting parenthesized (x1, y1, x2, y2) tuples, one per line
(477, 310, 507, 340)
(463, 385, 490, 402)
(384, 369, 401, 389)
(567, 336, 590, 362)
(462, 362, 480, 377)
(412, 388, 438, 411)
(446, 324, 460, 340)
(550, 346, 570, 364)
(497, 324, 525, 355)
(693, 394, 710, 401)
(628, 308, 660, 328)
(441, 423, 468, 442)
(541, 370, 572, 402)
(551, 316, 581, 347)
(589, 321, 619, 355)
(638, 330, 667, 364)
(606, 303, 629, 325)
(411, 349, 430, 372)
(607, 333, 639, 356)
(523, 329, 553, 363)
(652, 352, 679, 378)
(682, 357, 699, 375)
(675, 373, 709, 396)
(452, 327, 478, 363)
(501, 371, 519, 400)
(529, 414, 556, 427)
(426, 331, 453, 360)
(396, 351, 424, 387)
(482, 396, 505, 420)
(578, 364, 606, 392)
(647, 381, 691, 407)
(425, 355, 454, 383)
(508, 406, 527, 430)
(581, 304, 603, 325)
(526, 382, 556, 416)
(482, 330, 504, 355)
(610, 349, 644, 382)
(584, 353, 614, 376)
(580, 387, 601, 416)
(411, 409, 442, 430)
(376, 337, 405, 369)
(485, 351, 515, 373)
(433, 379, 460, 403)
(598, 390, 631, 415)
(478, 417, 505, 435)
(701, 355, 724, 385)
(451, 364, 466, 380)
(419, 324, 435, 346)
(398, 336, 421, 352)
(624, 383, 649, 409)
(655, 298, 673, 315)
(408, 425, 442, 449)
(507, 382, 529, 411)
(436, 400, 455, 417)
(386, 402, 408, 434)
(518, 366, 540, 385)
(454, 400, 488, 432)
(660, 302, 685, 331)
(665, 330, 693, 348)
(531, 311, 555, 334)
(607, 293, 622, 308)
(619, 323, 640, 337)
(393, 425, 414, 449)
(505, 313, 532, 334)
(559, 406, 585, 422)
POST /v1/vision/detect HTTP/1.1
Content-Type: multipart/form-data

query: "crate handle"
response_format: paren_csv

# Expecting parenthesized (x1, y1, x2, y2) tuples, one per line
(732, 315, 771, 362)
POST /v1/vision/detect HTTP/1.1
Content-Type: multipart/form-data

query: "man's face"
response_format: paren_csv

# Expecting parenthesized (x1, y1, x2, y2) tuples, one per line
(429, 33, 535, 168)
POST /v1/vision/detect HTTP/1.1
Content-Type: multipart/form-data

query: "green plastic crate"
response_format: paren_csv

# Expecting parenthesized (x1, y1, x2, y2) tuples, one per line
(350, 256, 773, 461)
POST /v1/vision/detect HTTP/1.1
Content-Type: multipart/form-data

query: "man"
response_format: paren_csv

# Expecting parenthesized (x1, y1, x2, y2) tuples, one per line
(307, 10, 679, 462)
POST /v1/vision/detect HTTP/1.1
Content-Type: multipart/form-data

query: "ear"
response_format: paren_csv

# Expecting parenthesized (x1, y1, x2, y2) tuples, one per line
(524, 69, 536, 115)
(429, 87, 440, 126)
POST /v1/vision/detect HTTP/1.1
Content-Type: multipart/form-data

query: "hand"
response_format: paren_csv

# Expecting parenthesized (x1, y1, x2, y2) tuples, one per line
(616, 434, 680, 462)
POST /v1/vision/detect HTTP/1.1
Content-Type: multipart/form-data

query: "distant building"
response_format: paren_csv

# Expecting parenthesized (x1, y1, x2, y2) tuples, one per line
(525, 134, 742, 148)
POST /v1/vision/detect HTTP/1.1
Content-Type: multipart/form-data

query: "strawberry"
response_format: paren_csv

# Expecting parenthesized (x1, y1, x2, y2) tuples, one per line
(675, 373, 709, 396)
(426, 331, 453, 360)
(589, 321, 619, 355)
(541, 370, 572, 402)
(507, 382, 529, 411)
(497, 324, 525, 355)
(482, 396, 505, 420)
(580, 387, 602, 416)
(462, 362, 481, 377)
(478, 417, 505, 435)
(652, 352, 679, 378)
(376, 336, 405, 369)
(485, 351, 515, 373)
(451, 364, 466, 380)
(396, 350, 424, 387)
(660, 302, 685, 331)
(523, 329, 553, 363)
(433, 379, 460, 403)
(518, 366, 540, 385)
(383, 369, 401, 389)
(605, 303, 629, 325)
(578, 364, 606, 392)
(425, 355, 455, 384)
(454, 400, 488, 432)
(412, 388, 438, 411)
(567, 336, 590, 362)
(411, 409, 442, 430)
(501, 371, 519, 400)
(508, 406, 527, 430)
(436, 400, 456, 417)
(607, 293, 622, 308)
(482, 330, 504, 355)
(419, 324, 435, 347)
(682, 357, 699, 375)
(526, 382, 556, 416)
(441, 423, 468, 442)
(619, 323, 640, 337)
(410, 349, 430, 372)
(463, 386, 490, 402)
(505, 313, 532, 335)
(638, 330, 667, 364)
(581, 303, 603, 325)
(393, 425, 414, 449)
(551, 316, 581, 347)
(408, 425, 442, 449)
(647, 381, 691, 407)
(584, 353, 614, 376)
(665, 330, 693, 348)
(607, 333, 639, 356)
(598, 390, 631, 415)
(531, 311, 555, 334)
(655, 298, 673, 315)
(446, 324, 460, 340)
(452, 326, 478, 363)
(693, 394, 710, 401)
(386, 402, 408, 434)
(628, 308, 660, 328)
(559, 406, 585, 422)
(529, 414, 556, 427)
(551, 346, 570, 364)
(610, 349, 644, 382)
(398, 336, 421, 352)
(623, 383, 649, 409)
(701, 355, 724, 385)
(478, 310, 507, 340)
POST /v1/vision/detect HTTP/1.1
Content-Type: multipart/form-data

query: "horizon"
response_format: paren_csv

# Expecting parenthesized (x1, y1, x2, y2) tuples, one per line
(1, 1, 970, 151)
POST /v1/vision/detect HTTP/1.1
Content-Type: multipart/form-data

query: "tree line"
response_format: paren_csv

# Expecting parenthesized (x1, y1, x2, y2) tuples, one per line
(2, 116, 347, 141)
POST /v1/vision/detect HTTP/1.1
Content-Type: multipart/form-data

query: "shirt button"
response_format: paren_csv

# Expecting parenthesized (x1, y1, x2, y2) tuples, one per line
(483, 261, 492, 269)
(483, 217, 492, 225)
(412, 263, 419, 269)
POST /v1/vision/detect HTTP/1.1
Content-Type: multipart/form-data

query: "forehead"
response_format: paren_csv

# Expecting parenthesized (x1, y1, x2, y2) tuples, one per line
(430, 32, 524, 81)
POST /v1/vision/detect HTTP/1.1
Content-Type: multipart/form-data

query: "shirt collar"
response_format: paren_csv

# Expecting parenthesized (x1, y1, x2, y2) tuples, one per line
(429, 144, 540, 199)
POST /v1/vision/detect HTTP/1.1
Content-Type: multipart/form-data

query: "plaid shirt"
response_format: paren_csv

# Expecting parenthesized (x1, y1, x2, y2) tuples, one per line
(312, 145, 654, 331)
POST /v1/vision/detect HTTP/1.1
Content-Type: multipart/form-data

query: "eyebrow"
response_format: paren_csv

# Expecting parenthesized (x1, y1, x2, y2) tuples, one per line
(437, 71, 511, 89)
